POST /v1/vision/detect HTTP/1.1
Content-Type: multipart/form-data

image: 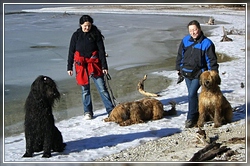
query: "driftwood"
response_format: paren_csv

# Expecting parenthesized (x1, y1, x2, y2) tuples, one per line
(206, 17, 215, 25)
(227, 137, 245, 144)
(196, 127, 210, 145)
(189, 141, 230, 161)
(220, 26, 233, 42)
(137, 75, 160, 97)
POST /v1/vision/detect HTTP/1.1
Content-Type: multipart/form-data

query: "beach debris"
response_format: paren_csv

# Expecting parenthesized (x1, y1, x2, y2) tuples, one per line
(220, 26, 233, 42)
(63, 11, 71, 16)
(196, 127, 210, 145)
(190, 136, 245, 161)
(137, 74, 160, 97)
(240, 82, 244, 88)
(227, 137, 245, 144)
(227, 28, 245, 35)
(189, 141, 230, 161)
(206, 17, 215, 25)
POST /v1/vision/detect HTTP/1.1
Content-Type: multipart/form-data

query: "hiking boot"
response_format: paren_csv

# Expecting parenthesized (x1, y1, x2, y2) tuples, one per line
(185, 119, 196, 128)
(84, 113, 92, 120)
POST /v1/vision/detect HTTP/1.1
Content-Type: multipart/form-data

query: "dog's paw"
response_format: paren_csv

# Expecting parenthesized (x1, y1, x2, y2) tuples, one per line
(42, 153, 52, 158)
(214, 123, 221, 128)
(22, 152, 33, 157)
(197, 122, 204, 128)
(53, 143, 67, 152)
(103, 117, 111, 122)
(119, 121, 129, 126)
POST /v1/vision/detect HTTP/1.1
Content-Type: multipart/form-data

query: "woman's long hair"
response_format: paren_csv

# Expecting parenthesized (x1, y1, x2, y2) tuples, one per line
(79, 15, 104, 39)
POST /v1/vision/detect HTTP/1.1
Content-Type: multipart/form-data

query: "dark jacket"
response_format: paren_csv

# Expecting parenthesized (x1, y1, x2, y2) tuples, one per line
(67, 26, 108, 71)
(176, 31, 219, 78)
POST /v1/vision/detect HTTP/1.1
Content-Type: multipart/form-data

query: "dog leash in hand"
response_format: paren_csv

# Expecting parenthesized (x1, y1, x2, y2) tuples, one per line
(104, 73, 118, 106)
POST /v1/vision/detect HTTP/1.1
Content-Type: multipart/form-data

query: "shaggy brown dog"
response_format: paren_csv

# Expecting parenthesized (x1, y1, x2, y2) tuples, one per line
(197, 70, 233, 128)
(104, 98, 176, 126)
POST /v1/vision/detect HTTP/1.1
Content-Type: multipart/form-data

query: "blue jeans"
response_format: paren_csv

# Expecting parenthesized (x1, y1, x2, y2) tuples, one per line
(184, 77, 200, 122)
(81, 76, 114, 116)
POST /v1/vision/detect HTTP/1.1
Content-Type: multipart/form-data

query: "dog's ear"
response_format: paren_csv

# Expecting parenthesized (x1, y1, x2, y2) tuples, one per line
(199, 78, 202, 85)
(199, 71, 205, 85)
(31, 75, 46, 99)
(210, 70, 221, 85)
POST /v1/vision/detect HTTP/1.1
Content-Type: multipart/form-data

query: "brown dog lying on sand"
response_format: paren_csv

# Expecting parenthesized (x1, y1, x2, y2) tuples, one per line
(197, 70, 233, 128)
(104, 97, 176, 126)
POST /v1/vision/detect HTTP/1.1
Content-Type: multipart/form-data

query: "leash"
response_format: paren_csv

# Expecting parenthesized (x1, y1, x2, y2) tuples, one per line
(104, 73, 118, 107)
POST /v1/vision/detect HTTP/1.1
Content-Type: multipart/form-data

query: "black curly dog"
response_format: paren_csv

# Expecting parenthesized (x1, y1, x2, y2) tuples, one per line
(23, 75, 66, 158)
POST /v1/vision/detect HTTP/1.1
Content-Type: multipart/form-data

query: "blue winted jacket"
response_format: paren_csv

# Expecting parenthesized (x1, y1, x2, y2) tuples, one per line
(176, 31, 219, 78)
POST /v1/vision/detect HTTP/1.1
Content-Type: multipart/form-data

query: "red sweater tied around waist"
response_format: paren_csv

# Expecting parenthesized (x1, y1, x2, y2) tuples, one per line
(74, 51, 103, 85)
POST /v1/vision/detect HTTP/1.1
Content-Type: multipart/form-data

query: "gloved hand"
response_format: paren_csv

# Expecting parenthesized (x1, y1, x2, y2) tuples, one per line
(177, 71, 184, 84)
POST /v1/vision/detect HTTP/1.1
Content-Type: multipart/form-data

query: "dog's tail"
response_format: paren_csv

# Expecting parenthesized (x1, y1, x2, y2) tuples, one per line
(163, 101, 177, 116)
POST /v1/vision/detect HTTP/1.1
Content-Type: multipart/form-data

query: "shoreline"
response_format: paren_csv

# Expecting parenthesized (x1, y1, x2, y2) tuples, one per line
(4, 20, 233, 137)
(3, 5, 246, 162)
(4, 50, 234, 137)
(4, 58, 176, 137)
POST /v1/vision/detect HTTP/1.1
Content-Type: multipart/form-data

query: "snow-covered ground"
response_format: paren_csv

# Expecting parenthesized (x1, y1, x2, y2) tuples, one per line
(3, 4, 246, 163)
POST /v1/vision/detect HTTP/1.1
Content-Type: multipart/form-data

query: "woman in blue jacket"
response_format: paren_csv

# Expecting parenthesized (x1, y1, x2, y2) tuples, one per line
(176, 20, 219, 128)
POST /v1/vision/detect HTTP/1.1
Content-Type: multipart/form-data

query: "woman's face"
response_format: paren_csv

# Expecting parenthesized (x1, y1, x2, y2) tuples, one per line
(81, 21, 92, 32)
(188, 25, 201, 40)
